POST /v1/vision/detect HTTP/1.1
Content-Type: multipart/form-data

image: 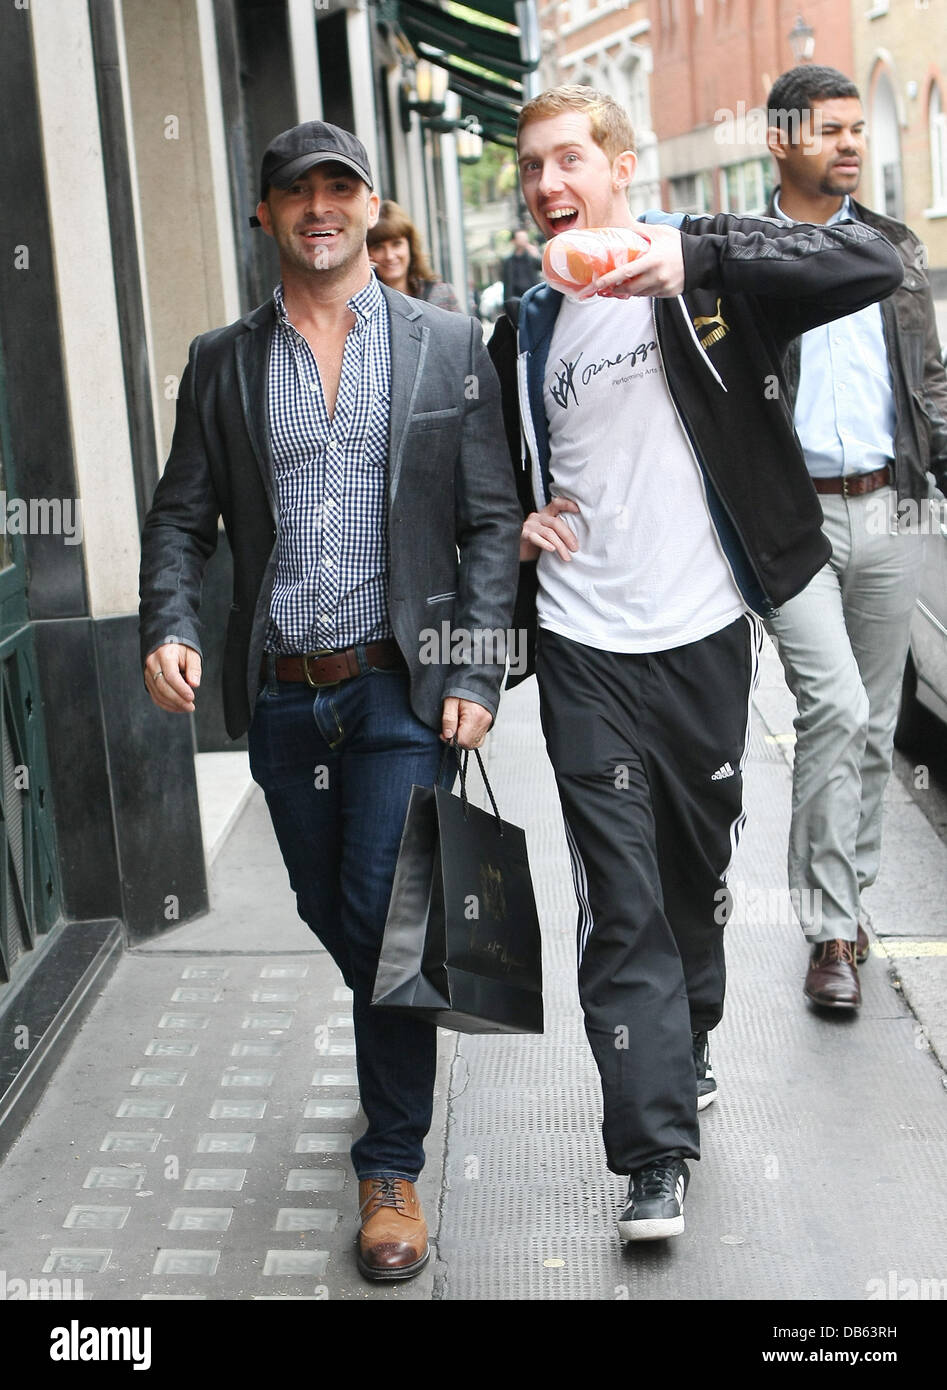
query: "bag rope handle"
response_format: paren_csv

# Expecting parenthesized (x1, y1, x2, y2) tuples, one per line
(440, 739, 504, 836)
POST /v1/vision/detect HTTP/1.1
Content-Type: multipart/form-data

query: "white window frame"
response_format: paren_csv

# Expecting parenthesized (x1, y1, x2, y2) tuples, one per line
(927, 82, 947, 216)
(719, 158, 768, 215)
(669, 171, 712, 216)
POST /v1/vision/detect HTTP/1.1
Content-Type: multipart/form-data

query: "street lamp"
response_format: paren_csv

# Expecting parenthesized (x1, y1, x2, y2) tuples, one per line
(422, 100, 484, 162)
(788, 14, 815, 64)
(400, 63, 483, 163)
(400, 56, 451, 131)
(455, 122, 484, 165)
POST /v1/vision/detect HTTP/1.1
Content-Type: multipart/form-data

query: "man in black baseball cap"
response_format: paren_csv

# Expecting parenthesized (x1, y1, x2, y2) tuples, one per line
(141, 114, 521, 1286)
(250, 121, 374, 227)
(260, 120, 374, 199)
(252, 119, 380, 286)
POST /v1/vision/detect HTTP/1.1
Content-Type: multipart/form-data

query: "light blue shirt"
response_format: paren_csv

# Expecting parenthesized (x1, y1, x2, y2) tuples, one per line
(774, 191, 896, 478)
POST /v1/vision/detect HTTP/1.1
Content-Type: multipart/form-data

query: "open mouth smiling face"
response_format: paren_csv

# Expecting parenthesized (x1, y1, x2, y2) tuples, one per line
(517, 111, 635, 242)
(256, 162, 378, 274)
(545, 206, 580, 233)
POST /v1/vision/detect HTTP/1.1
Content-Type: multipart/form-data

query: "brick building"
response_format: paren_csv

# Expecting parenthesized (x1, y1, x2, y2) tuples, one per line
(646, 0, 852, 215)
(852, 0, 947, 287)
(539, 0, 661, 211)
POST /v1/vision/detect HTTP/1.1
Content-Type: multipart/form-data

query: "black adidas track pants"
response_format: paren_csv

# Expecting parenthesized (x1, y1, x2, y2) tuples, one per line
(536, 614, 763, 1174)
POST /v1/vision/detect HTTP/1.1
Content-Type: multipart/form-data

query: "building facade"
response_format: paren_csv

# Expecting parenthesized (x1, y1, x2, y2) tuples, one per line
(641, 0, 946, 285)
(539, 0, 661, 212)
(646, 0, 853, 215)
(852, 0, 947, 289)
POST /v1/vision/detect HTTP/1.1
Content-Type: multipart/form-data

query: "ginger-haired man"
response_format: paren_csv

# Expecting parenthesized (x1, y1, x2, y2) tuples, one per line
(488, 84, 903, 1239)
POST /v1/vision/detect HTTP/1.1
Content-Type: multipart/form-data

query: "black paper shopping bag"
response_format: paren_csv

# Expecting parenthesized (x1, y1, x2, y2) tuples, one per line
(371, 748, 543, 1034)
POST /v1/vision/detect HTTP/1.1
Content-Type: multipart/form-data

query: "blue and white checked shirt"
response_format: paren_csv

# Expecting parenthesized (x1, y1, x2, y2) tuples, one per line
(265, 275, 392, 653)
(773, 191, 896, 478)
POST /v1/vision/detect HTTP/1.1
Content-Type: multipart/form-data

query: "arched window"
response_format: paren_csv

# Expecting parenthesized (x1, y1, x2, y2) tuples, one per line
(930, 81, 947, 210)
(618, 50, 660, 214)
(870, 65, 903, 219)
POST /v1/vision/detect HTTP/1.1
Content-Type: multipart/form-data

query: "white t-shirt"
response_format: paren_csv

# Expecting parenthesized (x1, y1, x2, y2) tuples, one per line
(537, 294, 745, 652)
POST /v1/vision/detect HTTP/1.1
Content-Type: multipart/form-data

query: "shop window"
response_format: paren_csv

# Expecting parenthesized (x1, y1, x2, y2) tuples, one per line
(669, 171, 713, 215)
(720, 158, 768, 214)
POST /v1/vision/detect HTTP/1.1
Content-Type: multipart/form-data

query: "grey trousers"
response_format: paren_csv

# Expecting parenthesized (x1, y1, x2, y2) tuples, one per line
(765, 486, 923, 943)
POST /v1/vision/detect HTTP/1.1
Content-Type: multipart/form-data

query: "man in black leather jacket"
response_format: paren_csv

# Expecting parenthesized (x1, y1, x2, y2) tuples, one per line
(763, 65, 947, 1011)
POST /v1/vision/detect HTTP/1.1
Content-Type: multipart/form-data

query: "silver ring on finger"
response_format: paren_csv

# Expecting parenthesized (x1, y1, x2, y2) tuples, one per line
(153, 670, 164, 682)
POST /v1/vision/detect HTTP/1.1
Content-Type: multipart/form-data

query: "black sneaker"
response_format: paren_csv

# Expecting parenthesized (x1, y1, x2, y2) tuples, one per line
(693, 1030, 717, 1110)
(617, 1157, 689, 1241)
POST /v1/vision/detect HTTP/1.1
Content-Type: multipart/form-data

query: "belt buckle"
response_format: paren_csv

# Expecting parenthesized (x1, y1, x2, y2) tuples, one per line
(841, 474, 851, 498)
(302, 649, 334, 688)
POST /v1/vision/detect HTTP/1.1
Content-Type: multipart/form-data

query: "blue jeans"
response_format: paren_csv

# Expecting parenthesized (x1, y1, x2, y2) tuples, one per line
(247, 661, 448, 1181)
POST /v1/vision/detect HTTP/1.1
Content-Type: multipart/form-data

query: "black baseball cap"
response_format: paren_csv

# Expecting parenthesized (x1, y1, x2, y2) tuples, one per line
(250, 121, 374, 226)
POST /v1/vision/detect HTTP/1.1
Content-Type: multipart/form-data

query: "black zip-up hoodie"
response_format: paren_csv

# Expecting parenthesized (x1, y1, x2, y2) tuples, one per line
(488, 210, 904, 684)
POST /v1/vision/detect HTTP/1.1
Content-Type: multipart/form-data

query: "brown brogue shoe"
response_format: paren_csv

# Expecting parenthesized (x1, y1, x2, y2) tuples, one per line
(856, 922, 870, 965)
(357, 1177, 429, 1281)
(804, 938, 861, 1009)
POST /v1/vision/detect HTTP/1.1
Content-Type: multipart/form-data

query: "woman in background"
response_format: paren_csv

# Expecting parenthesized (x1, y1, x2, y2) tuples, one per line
(368, 200, 462, 312)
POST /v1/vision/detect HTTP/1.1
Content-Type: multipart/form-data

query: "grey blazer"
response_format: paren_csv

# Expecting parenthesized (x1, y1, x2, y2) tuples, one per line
(138, 284, 522, 739)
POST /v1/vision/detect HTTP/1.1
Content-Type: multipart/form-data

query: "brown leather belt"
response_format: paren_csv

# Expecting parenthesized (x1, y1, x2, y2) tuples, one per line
(811, 465, 891, 497)
(262, 639, 404, 688)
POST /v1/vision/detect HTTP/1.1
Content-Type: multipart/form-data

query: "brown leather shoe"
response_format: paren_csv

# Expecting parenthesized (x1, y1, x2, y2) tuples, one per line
(804, 938, 861, 1009)
(357, 1177, 429, 1281)
(856, 922, 870, 965)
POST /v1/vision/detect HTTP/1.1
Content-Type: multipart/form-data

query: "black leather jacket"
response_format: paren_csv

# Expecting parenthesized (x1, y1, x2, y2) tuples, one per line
(768, 192, 947, 499)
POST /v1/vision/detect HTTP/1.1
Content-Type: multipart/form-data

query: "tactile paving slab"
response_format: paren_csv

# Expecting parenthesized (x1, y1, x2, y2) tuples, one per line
(435, 679, 947, 1301)
(0, 788, 453, 1301)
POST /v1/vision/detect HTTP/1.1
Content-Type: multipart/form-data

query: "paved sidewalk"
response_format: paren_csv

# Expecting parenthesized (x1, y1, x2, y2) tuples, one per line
(0, 795, 450, 1302)
(0, 642, 945, 1302)
(435, 659, 947, 1300)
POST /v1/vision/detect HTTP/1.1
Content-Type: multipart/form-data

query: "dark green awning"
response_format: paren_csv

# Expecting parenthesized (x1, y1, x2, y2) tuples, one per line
(442, 73, 520, 145)
(400, 0, 529, 78)
(396, 0, 537, 146)
(457, 0, 519, 23)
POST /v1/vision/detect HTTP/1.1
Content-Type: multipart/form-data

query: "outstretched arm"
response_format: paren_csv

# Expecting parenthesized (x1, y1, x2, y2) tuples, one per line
(589, 212, 904, 345)
(677, 212, 903, 340)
